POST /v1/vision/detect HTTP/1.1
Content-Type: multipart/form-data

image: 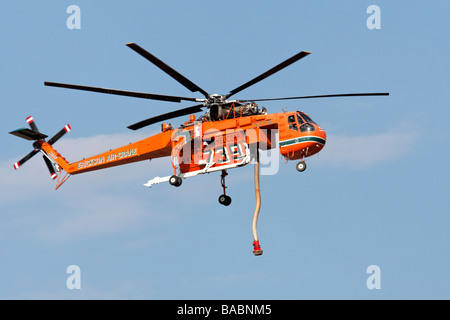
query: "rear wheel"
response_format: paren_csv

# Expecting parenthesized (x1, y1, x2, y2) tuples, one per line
(296, 161, 307, 172)
(169, 175, 182, 187)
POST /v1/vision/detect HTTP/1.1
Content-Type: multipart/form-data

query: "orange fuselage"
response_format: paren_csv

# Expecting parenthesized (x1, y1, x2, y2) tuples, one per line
(40, 111, 326, 175)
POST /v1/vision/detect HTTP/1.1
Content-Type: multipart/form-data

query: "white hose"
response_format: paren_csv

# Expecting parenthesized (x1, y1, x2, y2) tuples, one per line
(252, 151, 261, 242)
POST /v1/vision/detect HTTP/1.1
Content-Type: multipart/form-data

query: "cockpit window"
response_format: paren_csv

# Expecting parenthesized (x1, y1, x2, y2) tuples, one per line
(297, 113, 305, 125)
(288, 115, 298, 131)
(299, 112, 317, 124)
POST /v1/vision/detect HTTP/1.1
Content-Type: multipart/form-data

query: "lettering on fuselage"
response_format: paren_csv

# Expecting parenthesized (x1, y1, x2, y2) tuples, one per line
(77, 148, 137, 169)
(172, 128, 249, 168)
(202, 142, 246, 164)
(77, 156, 105, 169)
(254, 119, 274, 127)
(106, 148, 137, 162)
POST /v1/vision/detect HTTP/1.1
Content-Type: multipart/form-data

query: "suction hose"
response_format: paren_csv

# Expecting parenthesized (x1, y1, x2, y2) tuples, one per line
(252, 150, 263, 256)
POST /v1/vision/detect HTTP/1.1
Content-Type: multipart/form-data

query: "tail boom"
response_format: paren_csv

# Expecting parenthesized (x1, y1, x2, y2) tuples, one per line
(39, 130, 173, 175)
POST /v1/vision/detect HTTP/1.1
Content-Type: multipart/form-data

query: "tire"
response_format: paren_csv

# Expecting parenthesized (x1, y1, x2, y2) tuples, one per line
(169, 175, 182, 187)
(219, 194, 232, 206)
(296, 161, 307, 172)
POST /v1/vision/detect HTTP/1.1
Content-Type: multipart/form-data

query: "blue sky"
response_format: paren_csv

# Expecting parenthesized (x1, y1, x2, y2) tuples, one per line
(0, 1, 448, 299)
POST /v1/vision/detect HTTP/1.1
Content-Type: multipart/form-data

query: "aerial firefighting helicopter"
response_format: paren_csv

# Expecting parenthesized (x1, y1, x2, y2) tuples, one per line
(10, 43, 388, 255)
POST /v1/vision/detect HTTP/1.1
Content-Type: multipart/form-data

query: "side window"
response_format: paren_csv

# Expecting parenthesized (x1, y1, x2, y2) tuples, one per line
(297, 114, 305, 124)
(288, 115, 298, 131)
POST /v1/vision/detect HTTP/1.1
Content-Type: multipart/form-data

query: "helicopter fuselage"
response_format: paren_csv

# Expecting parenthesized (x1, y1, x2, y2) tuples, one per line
(39, 109, 325, 177)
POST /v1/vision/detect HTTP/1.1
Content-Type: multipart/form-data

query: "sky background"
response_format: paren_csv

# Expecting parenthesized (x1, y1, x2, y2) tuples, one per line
(0, 1, 448, 299)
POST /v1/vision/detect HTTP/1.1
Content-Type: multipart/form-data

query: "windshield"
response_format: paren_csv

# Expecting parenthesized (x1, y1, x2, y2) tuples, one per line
(298, 111, 317, 125)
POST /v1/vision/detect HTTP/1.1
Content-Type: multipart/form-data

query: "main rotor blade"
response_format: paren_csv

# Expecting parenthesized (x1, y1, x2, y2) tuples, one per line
(225, 51, 311, 99)
(239, 92, 390, 102)
(13, 149, 39, 169)
(126, 43, 210, 98)
(128, 104, 204, 131)
(43, 155, 57, 180)
(44, 82, 203, 103)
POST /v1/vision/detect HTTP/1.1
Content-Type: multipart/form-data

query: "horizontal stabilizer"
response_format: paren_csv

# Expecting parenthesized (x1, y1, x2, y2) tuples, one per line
(9, 128, 48, 141)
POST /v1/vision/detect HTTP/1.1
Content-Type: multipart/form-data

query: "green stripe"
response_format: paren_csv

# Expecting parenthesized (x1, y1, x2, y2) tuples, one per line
(279, 136, 326, 147)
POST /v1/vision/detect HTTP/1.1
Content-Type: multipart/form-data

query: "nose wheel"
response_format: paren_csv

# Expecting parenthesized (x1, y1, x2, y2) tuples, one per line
(296, 160, 307, 172)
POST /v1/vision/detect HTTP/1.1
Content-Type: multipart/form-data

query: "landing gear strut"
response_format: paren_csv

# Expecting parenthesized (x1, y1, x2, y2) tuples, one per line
(218, 170, 231, 206)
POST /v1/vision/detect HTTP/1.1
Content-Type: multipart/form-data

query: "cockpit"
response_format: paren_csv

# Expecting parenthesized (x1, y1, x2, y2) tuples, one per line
(287, 111, 318, 132)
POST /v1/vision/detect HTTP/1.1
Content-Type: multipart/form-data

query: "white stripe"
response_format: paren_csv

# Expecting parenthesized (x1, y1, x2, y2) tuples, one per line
(280, 136, 326, 147)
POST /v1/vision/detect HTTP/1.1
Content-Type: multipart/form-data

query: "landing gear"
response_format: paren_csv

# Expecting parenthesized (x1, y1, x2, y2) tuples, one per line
(169, 175, 182, 187)
(218, 170, 232, 206)
(296, 160, 307, 172)
(218, 194, 232, 206)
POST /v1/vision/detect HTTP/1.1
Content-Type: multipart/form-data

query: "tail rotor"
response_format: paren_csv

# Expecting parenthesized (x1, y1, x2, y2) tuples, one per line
(9, 116, 71, 180)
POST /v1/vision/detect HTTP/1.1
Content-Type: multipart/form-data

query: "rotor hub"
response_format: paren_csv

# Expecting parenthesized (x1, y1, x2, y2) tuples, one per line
(207, 94, 226, 105)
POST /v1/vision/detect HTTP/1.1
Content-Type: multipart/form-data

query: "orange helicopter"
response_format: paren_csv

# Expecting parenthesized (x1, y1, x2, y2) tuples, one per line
(10, 43, 388, 255)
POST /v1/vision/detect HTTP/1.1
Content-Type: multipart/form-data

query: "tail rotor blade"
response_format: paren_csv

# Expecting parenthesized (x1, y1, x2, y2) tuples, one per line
(13, 149, 39, 170)
(47, 125, 71, 145)
(43, 155, 57, 180)
(26, 116, 39, 132)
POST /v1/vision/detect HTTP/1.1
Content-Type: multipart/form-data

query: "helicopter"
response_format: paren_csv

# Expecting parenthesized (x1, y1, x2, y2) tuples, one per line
(10, 43, 388, 255)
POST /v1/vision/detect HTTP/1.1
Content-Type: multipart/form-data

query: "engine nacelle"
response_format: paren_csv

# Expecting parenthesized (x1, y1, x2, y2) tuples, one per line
(209, 103, 266, 120)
